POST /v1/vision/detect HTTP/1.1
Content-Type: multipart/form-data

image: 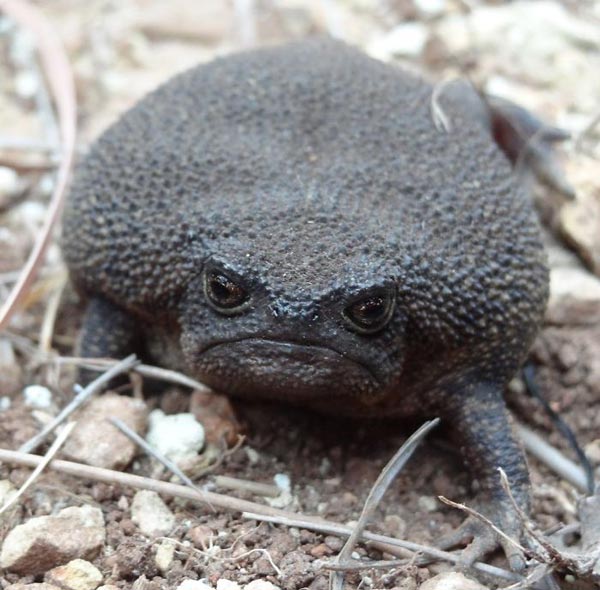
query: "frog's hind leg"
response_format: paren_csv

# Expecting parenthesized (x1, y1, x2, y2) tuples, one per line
(435, 381, 531, 572)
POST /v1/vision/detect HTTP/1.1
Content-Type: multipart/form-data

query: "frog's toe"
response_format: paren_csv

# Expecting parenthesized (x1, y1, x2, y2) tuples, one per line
(437, 513, 527, 573)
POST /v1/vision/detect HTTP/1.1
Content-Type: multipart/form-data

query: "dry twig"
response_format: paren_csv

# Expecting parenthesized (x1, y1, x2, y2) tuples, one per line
(0, 447, 532, 586)
(18, 354, 138, 453)
(330, 419, 439, 590)
(516, 423, 589, 493)
(0, 421, 75, 516)
(0, 0, 77, 329)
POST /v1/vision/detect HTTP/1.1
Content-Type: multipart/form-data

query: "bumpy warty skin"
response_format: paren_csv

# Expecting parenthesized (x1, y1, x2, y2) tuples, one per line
(63, 39, 548, 417)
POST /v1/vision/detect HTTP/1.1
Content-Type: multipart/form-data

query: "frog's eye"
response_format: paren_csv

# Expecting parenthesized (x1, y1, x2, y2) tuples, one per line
(343, 290, 395, 334)
(204, 270, 249, 314)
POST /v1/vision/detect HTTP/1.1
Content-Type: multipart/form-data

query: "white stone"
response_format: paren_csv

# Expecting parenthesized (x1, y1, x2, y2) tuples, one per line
(414, 0, 446, 17)
(23, 385, 53, 409)
(0, 166, 19, 197)
(419, 572, 489, 590)
(131, 490, 176, 537)
(146, 410, 205, 463)
(550, 267, 600, 303)
(0, 397, 11, 411)
(44, 558, 103, 590)
(216, 581, 241, 590)
(244, 581, 281, 590)
(177, 580, 214, 590)
(0, 479, 16, 507)
(155, 539, 176, 573)
(367, 22, 429, 60)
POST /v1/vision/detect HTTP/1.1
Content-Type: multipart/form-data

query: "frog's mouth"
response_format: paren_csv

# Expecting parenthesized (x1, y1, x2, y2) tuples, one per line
(192, 337, 381, 402)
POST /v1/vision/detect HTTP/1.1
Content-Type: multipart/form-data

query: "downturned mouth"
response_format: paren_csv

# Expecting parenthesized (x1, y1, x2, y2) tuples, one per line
(194, 337, 380, 400)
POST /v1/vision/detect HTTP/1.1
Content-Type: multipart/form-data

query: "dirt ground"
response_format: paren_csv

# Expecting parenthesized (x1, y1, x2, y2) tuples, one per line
(0, 1, 599, 589)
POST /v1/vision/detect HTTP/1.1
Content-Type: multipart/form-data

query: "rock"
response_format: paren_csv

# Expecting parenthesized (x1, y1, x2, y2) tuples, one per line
(44, 559, 103, 590)
(368, 22, 429, 60)
(244, 581, 281, 590)
(131, 490, 175, 537)
(23, 385, 53, 409)
(0, 479, 17, 507)
(414, 0, 446, 18)
(176, 581, 213, 590)
(0, 338, 22, 395)
(6, 585, 62, 590)
(547, 267, 600, 325)
(419, 573, 489, 590)
(417, 495, 438, 513)
(216, 581, 241, 590)
(436, 1, 600, 110)
(0, 505, 105, 575)
(0, 166, 21, 209)
(560, 193, 600, 277)
(146, 410, 205, 463)
(62, 394, 148, 470)
(155, 539, 176, 573)
(189, 389, 242, 446)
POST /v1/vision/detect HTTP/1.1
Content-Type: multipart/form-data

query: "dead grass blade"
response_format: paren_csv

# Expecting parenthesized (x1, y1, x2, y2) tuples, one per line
(18, 354, 138, 454)
(330, 418, 440, 590)
(0, 0, 77, 330)
(0, 421, 76, 516)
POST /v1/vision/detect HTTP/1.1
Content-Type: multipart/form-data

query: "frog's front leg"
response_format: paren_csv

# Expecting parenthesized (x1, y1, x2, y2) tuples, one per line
(437, 381, 530, 572)
(77, 296, 140, 382)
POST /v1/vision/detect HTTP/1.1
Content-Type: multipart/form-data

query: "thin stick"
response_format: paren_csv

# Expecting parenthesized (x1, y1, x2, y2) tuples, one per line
(0, 448, 317, 520)
(0, 421, 76, 515)
(108, 416, 214, 514)
(38, 272, 67, 352)
(242, 512, 543, 587)
(0, 0, 77, 330)
(18, 354, 138, 454)
(0, 447, 541, 588)
(55, 357, 214, 395)
(516, 423, 589, 493)
(214, 475, 281, 498)
(330, 419, 440, 590)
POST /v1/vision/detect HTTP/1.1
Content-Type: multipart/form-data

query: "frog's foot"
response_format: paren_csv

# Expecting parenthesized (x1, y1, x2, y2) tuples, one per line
(486, 95, 575, 199)
(437, 503, 527, 572)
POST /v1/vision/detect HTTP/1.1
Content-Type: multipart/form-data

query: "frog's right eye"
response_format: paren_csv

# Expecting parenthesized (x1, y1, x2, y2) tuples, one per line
(204, 270, 249, 315)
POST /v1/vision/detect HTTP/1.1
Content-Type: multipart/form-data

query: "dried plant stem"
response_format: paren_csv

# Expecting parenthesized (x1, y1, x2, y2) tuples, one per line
(0, 421, 75, 515)
(0, 0, 77, 329)
(214, 476, 281, 498)
(331, 419, 439, 590)
(0, 447, 532, 586)
(516, 423, 589, 493)
(56, 356, 214, 395)
(18, 354, 138, 454)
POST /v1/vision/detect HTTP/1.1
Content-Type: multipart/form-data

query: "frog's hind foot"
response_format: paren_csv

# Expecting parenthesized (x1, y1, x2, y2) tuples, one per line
(436, 504, 527, 573)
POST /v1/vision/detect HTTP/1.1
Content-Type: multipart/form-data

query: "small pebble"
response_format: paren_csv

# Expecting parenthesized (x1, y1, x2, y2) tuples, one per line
(177, 581, 213, 590)
(420, 572, 489, 590)
(23, 385, 53, 409)
(44, 558, 103, 590)
(155, 539, 176, 573)
(216, 580, 241, 590)
(131, 490, 176, 537)
(244, 582, 281, 590)
(146, 410, 205, 463)
(418, 495, 439, 513)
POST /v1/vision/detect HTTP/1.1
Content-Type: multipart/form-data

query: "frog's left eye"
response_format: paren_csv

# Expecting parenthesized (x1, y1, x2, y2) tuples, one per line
(343, 290, 395, 335)
(204, 270, 249, 314)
